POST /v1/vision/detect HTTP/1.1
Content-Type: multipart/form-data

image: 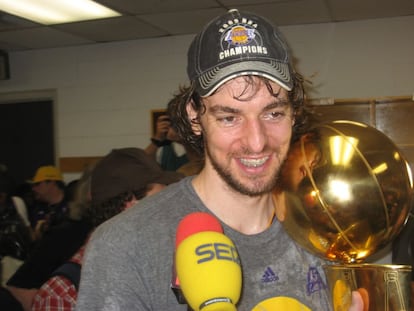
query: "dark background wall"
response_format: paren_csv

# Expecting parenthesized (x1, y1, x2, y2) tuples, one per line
(0, 100, 54, 187)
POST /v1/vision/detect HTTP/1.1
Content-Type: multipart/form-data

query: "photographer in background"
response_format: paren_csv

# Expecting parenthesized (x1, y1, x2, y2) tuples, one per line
(145, 91, 204, 176)
(145, 113, 189, 172)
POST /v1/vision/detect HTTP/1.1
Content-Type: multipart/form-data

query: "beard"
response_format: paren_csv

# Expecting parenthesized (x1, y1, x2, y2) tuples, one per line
(205, 142, 286, 197)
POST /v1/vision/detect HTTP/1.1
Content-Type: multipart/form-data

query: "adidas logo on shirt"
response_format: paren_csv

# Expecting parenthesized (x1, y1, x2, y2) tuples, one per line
(261, 267, 279, 283)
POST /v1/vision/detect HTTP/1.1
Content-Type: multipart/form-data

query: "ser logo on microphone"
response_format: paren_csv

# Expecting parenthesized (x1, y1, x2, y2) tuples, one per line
(175, 213, 242, 310)
(195, 242, 240, 264)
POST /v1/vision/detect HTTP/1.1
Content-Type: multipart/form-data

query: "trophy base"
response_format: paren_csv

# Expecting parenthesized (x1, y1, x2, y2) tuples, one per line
(324, 263, 412, 311)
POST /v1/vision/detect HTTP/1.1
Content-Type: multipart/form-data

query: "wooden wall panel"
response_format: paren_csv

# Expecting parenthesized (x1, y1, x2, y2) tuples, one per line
(309, 96, 414, 169)
(308, 102, 372, 126)
(59, 156, 102, 173)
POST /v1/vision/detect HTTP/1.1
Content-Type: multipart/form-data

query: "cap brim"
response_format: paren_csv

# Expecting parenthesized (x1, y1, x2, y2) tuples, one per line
(197, 61, 293, 97)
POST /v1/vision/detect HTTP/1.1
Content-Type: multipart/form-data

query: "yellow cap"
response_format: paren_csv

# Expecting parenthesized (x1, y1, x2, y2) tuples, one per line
(32, 166, 63, 183)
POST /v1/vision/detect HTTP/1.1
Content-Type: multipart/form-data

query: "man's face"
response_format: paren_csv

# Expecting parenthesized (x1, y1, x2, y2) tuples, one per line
(32, 181, 52, 202)
(196, 76, 294, 196)
(279, 139, 321, 192)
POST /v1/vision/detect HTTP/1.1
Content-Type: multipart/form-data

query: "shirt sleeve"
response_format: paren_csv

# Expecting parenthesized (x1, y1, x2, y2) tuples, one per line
(31, 276, 77, 311)
(75, 225, 153, 310)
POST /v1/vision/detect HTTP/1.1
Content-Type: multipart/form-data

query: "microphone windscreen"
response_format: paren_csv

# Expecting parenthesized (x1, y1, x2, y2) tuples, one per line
(175, 212, 223, 248)
(172, 212, 224, 303)
(176, 231, 242, 311)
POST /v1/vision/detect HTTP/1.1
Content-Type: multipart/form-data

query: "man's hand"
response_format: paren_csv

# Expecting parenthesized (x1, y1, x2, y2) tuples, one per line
(33, 219, 47, 240)
(348, 290, 365, 311)
(154, 115, 171, 141)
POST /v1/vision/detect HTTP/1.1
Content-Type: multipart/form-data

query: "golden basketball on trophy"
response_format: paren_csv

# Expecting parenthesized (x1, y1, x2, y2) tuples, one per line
(273, 120, 413, 311)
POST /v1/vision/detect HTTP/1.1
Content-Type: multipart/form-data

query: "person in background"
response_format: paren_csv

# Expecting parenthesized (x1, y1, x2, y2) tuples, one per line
(29, 166, 68, 241)
(0, 170, 33, 286)
(76, 9, 363, 311)
(5, 166, 92, 311)
(166, 86, 204, 177)
(0, 169, 31, 232)
(145, 111, 188, 171)
(31, 147, 183, 311)
(13, 182, 39, 230)
(272, 130, 323, 223)
(64, 180, 81, 207)
(145, 92, 204, 176)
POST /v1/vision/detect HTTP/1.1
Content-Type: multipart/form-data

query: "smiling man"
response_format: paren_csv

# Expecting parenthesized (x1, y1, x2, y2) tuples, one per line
(75, 9, 363, 311)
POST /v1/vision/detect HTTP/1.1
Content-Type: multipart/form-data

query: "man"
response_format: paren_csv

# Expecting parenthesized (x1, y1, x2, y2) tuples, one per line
(145, 88, 204, 177)
(272, 130, 323, 223)
(145, 93, 204, 176)
(145, 113, 188, 170)
(29, 166, 68, 240)
(76, 9, 363, 310)
(31, 148, 183, 311)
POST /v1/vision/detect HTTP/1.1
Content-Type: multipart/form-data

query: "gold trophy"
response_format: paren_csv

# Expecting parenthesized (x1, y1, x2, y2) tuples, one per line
(274, 120, 413, 311)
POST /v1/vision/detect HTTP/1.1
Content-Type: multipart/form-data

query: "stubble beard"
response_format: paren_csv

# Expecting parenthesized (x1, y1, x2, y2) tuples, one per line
(205, 142, 287, 197)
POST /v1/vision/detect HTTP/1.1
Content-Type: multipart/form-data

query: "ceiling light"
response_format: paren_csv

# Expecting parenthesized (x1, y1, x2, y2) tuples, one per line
(329, 135, 359, 166)
(372, 162, 388, 174)
(0, 0, 121, 25)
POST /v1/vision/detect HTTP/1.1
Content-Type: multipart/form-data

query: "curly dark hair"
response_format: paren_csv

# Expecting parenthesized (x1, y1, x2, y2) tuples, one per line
(86, 188, 147, 227)
(168, 72, 314, 156)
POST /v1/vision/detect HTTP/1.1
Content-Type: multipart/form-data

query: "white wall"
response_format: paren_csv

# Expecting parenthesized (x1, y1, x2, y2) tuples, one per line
(1, 15, 413, 164)
(284, 16, 414, 99)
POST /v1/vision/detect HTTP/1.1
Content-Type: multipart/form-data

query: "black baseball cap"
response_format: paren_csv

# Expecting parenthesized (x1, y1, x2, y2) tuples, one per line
(187, 9, 293, 97)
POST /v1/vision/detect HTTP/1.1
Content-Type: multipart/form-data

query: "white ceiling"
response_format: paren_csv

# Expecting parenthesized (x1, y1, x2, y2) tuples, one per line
(1, 0, 414, 52)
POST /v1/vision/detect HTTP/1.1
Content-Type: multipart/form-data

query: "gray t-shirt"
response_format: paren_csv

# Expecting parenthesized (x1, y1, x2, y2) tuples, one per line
(76, 177, 332, 311)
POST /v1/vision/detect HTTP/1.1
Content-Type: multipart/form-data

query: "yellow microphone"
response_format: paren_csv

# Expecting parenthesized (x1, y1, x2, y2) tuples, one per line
(175, 213, 242, 311)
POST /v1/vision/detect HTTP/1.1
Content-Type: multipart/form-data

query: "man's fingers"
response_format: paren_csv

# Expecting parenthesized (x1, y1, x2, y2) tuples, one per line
(348, 290, 364, 311)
